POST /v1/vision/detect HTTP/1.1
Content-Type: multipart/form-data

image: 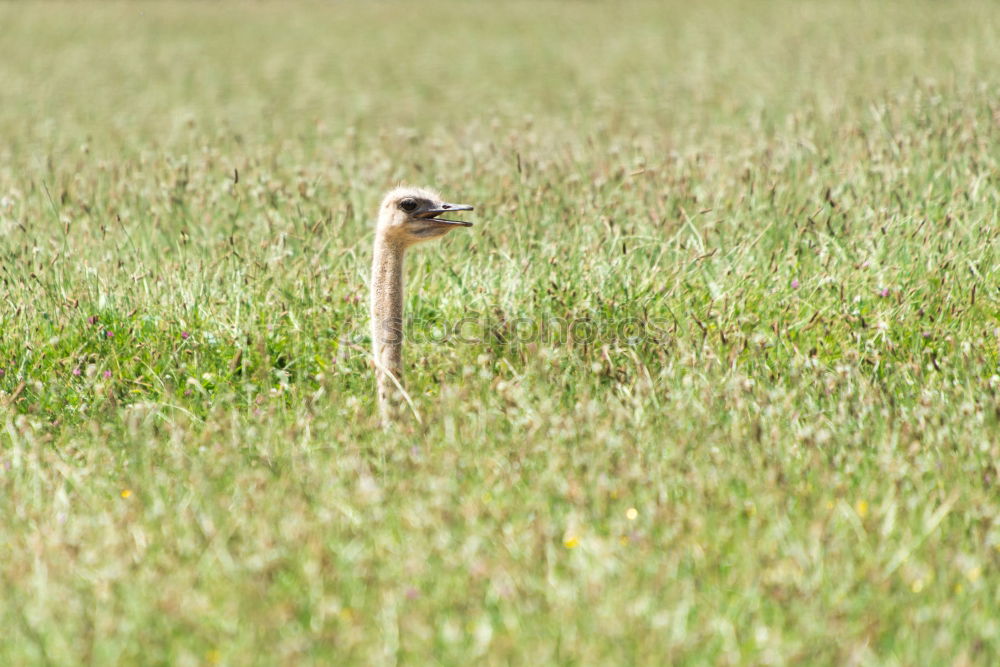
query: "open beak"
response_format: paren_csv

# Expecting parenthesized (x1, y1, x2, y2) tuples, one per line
(418, 203, 474, 226)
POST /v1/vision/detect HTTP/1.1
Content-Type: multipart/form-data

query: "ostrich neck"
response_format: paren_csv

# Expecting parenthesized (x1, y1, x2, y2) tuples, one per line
(371, 235, 407, 414)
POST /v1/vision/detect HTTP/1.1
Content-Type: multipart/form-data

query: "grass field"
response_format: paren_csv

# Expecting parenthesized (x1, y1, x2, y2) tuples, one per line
(2, 0, 999, 663)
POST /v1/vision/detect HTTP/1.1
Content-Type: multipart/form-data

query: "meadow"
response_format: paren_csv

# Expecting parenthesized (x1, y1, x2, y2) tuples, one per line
(1, 0, 999, 663)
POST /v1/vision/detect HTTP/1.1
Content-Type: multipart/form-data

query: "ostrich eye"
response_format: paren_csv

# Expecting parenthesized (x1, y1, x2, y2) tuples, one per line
(399, 198, 418, 212)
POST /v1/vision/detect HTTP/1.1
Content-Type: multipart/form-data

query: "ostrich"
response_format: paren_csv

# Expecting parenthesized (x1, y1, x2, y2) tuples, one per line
(370, 186, 474, 422)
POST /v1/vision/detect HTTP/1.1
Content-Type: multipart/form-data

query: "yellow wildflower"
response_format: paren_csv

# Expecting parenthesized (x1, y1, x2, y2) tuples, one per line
(855, 500, 868, 518)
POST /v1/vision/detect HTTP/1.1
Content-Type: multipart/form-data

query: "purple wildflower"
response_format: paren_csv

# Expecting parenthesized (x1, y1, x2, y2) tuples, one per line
(105, 330, 114, 338)
(791, 279, 800, 289)
(72, 367, 82, 376)
(879, 288, 889, 298)
(103, 370, 112, 379)
(181, 331, 190, 339)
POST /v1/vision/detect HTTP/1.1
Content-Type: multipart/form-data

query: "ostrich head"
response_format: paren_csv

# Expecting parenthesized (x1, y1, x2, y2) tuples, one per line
(376, 186, 474, 246)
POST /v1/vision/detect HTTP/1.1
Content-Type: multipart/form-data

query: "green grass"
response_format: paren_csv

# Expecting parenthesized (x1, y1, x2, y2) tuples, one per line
(2, 0, 999, 663)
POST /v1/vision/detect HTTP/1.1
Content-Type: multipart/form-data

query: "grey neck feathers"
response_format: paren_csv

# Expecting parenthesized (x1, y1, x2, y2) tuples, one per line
(370, 235, 407, 420)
